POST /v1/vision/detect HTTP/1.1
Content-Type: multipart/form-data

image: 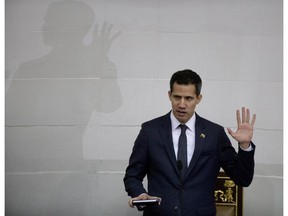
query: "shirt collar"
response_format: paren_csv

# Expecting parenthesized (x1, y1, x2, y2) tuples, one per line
(170, 111, 196, 132)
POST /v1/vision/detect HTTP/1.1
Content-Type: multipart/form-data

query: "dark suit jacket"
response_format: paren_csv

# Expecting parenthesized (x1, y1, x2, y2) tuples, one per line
(124, 112, 255, 216)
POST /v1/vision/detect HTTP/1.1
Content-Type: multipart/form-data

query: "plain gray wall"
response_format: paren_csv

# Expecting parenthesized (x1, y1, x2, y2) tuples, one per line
(5, 0, 283, 215)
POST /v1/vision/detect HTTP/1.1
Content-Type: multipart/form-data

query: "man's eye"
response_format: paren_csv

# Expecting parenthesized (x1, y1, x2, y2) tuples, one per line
(173, 95, 181, 100)
(186, 97, 193, 101)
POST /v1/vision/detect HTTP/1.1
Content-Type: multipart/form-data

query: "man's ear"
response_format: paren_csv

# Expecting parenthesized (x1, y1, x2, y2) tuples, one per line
(168, 90, 172, 99)
(196, 94, 202, 104)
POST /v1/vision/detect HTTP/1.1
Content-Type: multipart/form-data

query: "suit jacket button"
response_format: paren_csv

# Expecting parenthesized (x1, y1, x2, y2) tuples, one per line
(174, 206, 178, 211)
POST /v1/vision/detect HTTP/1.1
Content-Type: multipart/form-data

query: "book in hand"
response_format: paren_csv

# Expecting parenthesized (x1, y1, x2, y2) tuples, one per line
(132, 199, 160, 206)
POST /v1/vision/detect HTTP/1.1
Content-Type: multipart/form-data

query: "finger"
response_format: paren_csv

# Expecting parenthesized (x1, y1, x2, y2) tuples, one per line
(102, 23, 112, 40)
(241, 107, 245, 123)
(236, 109, 241, 126)
(93, 23, 99, 32)
(110, 30, 121, 42)
(128, 199, 134, 208)
(100, 21, 107, 33)
(148, 195, 159, 200)
(99, 22, 107, 40)
(246, 108, 250, 123)
(138, 193, 149, 200)
(107, 23, 113, 35)
(251, 114, 256, 127)
(92, 23, 99, 41)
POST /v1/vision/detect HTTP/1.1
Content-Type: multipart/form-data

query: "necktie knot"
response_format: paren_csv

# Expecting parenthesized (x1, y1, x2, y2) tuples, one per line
(179, 124, 188, 133)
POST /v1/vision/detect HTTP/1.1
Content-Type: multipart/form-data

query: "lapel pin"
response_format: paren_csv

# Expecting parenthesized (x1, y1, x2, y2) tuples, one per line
(200, 133, 205, 139)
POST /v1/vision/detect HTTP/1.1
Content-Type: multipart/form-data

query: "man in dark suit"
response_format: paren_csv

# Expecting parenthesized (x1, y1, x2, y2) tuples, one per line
(123, 69, 256, 216)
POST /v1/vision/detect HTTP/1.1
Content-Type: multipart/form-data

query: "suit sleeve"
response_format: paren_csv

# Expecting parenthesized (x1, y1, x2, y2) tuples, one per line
(123, 125, 148, 197)
(219, 127, 255, 187)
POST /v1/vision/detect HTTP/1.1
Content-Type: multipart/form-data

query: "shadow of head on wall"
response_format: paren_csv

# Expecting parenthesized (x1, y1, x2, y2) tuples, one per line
(10, 0, 122, 115)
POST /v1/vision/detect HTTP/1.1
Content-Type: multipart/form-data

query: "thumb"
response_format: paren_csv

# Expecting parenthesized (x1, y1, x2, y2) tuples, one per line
(227, 128, 234, 136)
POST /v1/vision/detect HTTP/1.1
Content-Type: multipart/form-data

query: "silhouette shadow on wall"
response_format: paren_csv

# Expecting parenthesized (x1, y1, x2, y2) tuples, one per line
(7, 0, 122, 123)
(6, 0, 122, 168)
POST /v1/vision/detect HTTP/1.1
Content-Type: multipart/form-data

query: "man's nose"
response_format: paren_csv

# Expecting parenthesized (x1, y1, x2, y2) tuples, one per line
(178, 98, 185, 108)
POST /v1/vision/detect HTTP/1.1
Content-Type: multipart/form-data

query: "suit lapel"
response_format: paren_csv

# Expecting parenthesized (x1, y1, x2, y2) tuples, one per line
(184, 114, 206, 180)
(159, 112, 179, 174)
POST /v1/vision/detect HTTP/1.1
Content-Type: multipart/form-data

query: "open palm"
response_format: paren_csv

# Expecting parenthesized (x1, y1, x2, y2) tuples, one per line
(227, 107, 256, 148)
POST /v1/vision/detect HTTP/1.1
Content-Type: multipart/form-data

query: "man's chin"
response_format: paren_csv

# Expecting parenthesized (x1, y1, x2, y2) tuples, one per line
(176, 115, 188, 124)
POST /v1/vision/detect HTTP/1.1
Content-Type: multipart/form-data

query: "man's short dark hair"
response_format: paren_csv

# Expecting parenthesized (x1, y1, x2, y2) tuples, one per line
(170, 69, 202, 96)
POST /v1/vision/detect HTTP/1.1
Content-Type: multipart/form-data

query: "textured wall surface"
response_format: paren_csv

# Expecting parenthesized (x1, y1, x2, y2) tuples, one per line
(5, 0, 283, 215)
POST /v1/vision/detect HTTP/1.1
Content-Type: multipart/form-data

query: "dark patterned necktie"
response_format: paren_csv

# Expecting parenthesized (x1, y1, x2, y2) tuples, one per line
(177, 124, 188, 177)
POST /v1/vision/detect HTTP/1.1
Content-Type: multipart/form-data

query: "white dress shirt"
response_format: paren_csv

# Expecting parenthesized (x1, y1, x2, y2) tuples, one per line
(170, 112, 196, 167)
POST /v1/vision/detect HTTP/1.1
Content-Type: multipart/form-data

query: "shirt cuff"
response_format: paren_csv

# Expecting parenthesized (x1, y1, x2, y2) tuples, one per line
(240, 143, 253, 152)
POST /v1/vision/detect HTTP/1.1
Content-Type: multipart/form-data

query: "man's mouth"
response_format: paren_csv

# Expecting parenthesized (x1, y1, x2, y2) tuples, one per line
(177, 110, 186, 116)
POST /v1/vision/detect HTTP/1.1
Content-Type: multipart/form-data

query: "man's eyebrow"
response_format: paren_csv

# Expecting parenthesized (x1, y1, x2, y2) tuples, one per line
(172, 94, 194, 98)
